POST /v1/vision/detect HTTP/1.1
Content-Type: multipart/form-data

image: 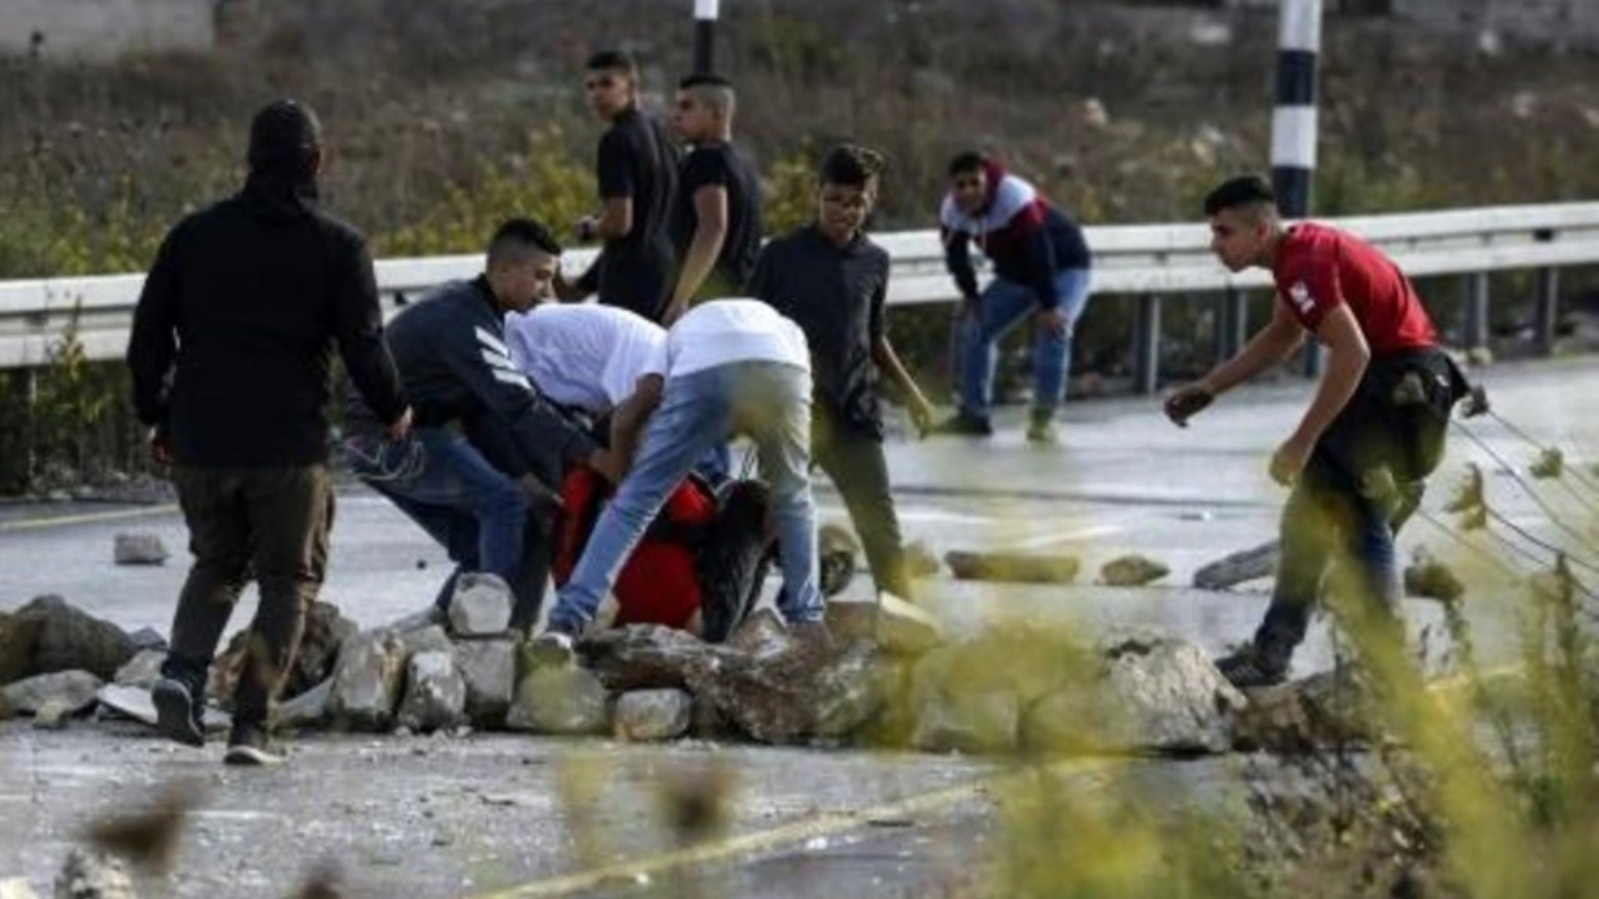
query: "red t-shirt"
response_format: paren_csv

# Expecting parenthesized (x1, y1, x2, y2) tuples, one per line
(1273, 223, 1438, 355)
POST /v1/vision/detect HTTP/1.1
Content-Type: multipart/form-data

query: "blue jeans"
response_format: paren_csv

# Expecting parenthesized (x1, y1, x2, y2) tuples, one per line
(955, 268, 1091, 419)
(549, 360, 821, 631)
(345, 428, 549, 628)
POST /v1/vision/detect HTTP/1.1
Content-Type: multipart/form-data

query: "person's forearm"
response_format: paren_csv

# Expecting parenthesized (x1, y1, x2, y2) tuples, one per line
(874, 340, 929, 408)
(1202, 324, 1304, 395)
(1290, 346, 1367, 447)
(670, 230, 725, 308)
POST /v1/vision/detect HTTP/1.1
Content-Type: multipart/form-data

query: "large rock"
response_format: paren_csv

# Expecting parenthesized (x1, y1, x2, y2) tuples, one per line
(113, 650, 166, 689)
(685, 639, 887, 745)
(613, 689, 694, 741)
(724, 609, 792, 659)
(3, 670, 103, 716)
(1027, 635, 1246, 755)
(209, 601, 356, 705)
(911, 690, 1020, 754)
(0, 611, 42, 685)
(17, 596, 136, 681)
(578, 625, 724, 692)
(453, 638, 517, 727)
(447, 573, 512, 637)
(944, 551, 1079, 584)
(327, 630, 407, 731)
(1099, 555, 1170, 587)
(0, 878, 40, 899)
(95, 684, 230, 734)
(1233, 668, 1378, 753)
(1192, 541, 1278, 590)
(505, 666, 609, 735)
(397, 650, 467, 733)
(825, 594, 943, 657)
(112, 532, 168, 566)
(53, 848, 136, 899)
(399, 624, 453, 658)
(811, 642, 888, 738)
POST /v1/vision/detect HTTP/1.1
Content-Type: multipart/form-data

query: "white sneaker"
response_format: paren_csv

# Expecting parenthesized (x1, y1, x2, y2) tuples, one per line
(527, 629, 576, 668)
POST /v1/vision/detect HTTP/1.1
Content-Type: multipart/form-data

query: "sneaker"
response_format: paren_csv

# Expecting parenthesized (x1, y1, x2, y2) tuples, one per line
(223, 721, 285, 766)
(527, 626, 578, 669)
(1215, 644, 1289, 689)
(151, 674, 205, 749)
(929, 413, 994, 437)
(1025, 419, 1059, 445)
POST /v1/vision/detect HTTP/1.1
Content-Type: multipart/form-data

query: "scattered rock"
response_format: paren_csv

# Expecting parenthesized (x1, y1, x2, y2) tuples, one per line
(613, 689, 694, 741)
(17, 596, 137, 681)
(1405, 550, 1465, 602)
(725, 609, 791, 659)
(0, 611, 42, 685)
(904, 541, 942, 577)
(911, 690, 1020, 754)
(1466, 346, 1495, 367)
(811, 642, 887, 738)
(327, 630, 407, 732)
(579, 625, 724, 692)
(113, 650, 165, 689)
(944, 551, 1079, 584)
(34, 699, 76, 729)
(447, 573, 512, 637)
(94, 684, 231, 733)
(1234, 668, 1378, 753)
(1099, 554, 1170, 587)
(1193, 541, 1278, 590)
(210, 601, 356, 706)
(112, 533, 168, 566)
(2, 670, 103, 716)
(453, 639, 517, 727)
(820, 523, 859, 597)
(275, 678, 333, 730)
(397, 650, 467, 733)
(505, 666, 609, 735)
(126, 628, 167, 652)
(824, 595, 943, 658)
(53, 848, 136, 899)
(399, 624, 453, 659)
(1094, 635, 1246, 754)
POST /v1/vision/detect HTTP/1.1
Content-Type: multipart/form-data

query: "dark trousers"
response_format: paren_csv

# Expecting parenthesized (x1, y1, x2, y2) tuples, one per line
(814, 428, 914, 601)
(167, 464, 333, 725)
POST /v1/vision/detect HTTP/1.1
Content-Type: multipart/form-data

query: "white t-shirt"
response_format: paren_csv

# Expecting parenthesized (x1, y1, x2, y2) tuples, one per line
(652, 298, 811, 379)
(503, 304, 666, 415)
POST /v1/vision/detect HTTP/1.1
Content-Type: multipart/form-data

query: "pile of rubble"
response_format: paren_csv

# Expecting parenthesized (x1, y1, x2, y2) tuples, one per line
(0, 574, 1376, 756)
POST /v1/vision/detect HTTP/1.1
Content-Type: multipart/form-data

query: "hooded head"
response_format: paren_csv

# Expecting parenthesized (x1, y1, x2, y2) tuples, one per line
(244, 99, 323, 211)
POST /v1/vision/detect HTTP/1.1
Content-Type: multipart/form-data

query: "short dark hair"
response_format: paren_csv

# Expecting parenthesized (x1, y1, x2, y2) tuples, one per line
(586, 50, 637, 74)
(487, 218, 561, 268)
(247, 98, 320, 174)
(1203, 175, 1279, 217)
(819, 144, 888, 189)
(947, 151, 986, 178)
(678, 72, 733, 91)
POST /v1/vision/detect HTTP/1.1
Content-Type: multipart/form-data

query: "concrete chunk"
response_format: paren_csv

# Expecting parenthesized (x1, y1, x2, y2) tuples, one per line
(911, 690, 1020, 755)
(944, 551, 1079, 584)
(3, 670, 103, 716)
(1099, 554, 1170, 587)
(397, 650, 467, 733)
(113, 650, 166, 689)
(613, 689, 693, 741)
(113, 532, 168, 566)
(453, 639, 517, 727)
(274, 678, 333, 730)
(53, 848, 136, 899)
(875, 593, 943, 656)
(448, 573, 512, 637)
(327, 630, 407, 732)
(0, 878, 41, 899)
(1192, 540, 1278, 590)
(506, 666, 609, 735)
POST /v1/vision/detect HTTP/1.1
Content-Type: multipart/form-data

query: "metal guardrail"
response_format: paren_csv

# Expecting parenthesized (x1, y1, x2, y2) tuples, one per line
(3, 201, 1598, 392)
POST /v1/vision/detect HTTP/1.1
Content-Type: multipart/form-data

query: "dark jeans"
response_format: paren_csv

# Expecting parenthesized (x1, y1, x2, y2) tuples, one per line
(1252, 447, 1422, 668)
(167, 464, 334, 725)
(814, 427, 914, 601)
(346, 428, 552, 629)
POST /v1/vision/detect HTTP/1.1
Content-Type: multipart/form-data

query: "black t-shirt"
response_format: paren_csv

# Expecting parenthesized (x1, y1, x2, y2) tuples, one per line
(748, 225, 889, 439)
(669, 142, 762, 300)
(589, 108, 679, 318)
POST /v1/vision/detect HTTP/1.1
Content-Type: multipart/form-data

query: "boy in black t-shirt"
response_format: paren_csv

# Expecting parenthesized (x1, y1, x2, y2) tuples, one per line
(748, 144, 934, 601)
(663, 73, 763, 324)
(559, 50, 680, 321)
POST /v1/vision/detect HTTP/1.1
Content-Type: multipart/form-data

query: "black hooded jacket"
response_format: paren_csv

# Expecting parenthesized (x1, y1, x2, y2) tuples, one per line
(127, 170, 406, 466)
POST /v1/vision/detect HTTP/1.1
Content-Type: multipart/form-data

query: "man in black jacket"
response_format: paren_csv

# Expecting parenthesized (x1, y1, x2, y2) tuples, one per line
(344, 219, 621, 633)
(127, 99, 412, 765)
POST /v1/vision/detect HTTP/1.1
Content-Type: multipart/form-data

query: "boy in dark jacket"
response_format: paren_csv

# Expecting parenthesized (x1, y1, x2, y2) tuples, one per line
(748, 144, 934, 601)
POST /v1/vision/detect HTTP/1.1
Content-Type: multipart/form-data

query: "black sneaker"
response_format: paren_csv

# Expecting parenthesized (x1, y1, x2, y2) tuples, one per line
(224, 721, 285, 766)
(929, 413, 994, 437)
(151, 672, 206, 749)
(1215, 645, 1289, 689)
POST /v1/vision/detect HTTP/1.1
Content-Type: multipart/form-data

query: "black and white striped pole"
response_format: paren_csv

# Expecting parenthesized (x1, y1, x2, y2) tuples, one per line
(1271, 0, 1321, 219)
(1272, 0, 1323, 375)
(693, 0, 719, 75)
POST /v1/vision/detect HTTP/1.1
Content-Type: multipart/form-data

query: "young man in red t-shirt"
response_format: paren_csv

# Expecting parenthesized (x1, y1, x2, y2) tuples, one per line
(1165, 174, 1469, 688)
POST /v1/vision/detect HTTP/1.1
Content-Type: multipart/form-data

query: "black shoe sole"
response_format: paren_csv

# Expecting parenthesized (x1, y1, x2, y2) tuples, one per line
(152, 679, 205, 748)
(223, 744, 284, 766)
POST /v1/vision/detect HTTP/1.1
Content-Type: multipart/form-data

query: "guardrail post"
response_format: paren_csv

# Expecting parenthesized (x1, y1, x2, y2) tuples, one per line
(1214, 288, 1249, 361)
(1134, 293, 1161, 395)
(1534, 266, 1560, 357)
(1462, 271, 1490, 350)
